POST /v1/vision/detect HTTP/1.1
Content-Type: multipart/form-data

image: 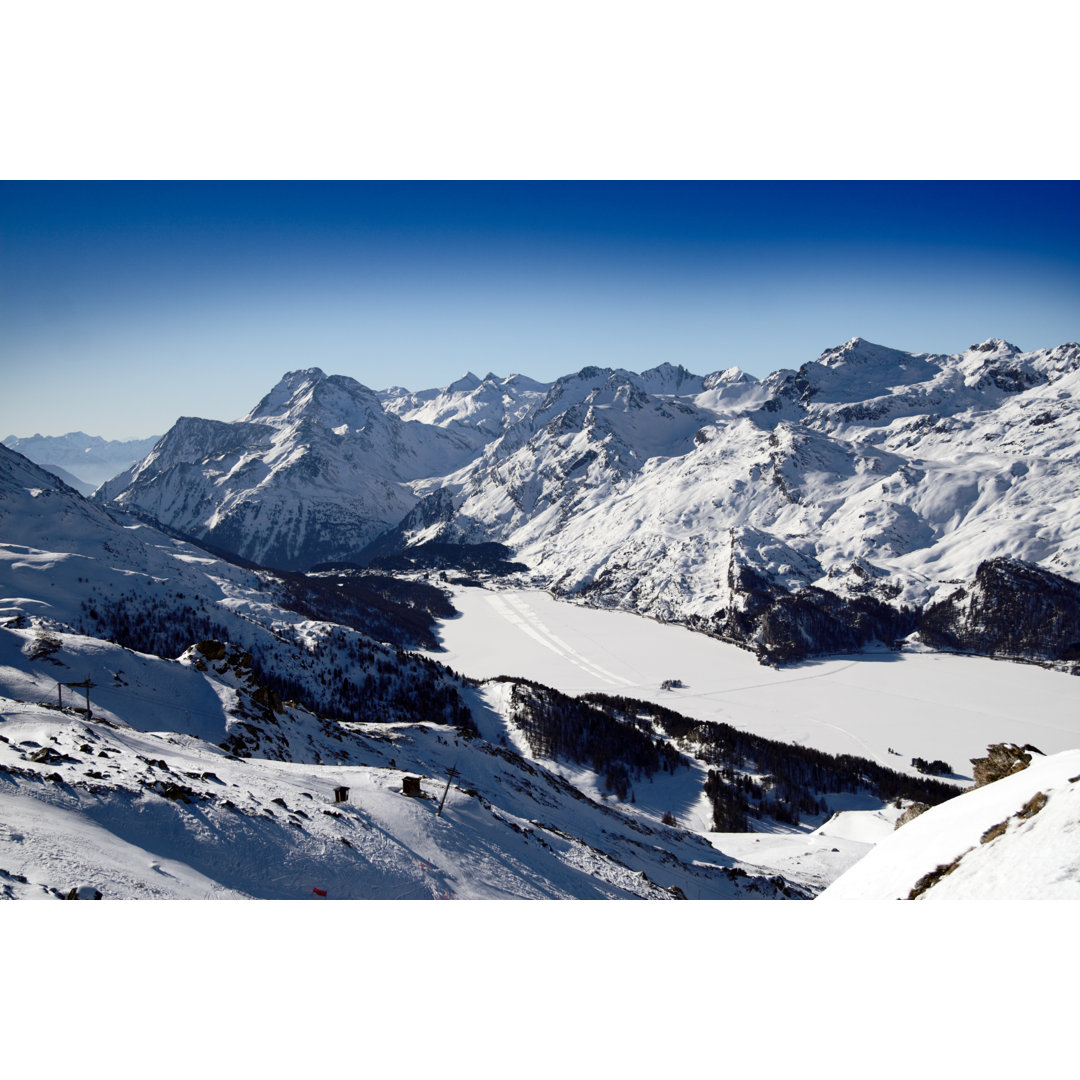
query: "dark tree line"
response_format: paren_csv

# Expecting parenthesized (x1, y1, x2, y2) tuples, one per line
(363, 541, 528, 577)
(581, 692, 959, 831)
(713, 565, 918, 665)
(918, 557, 1080, 668)
(505, 679, 685, 797)
(911, 757, 952, 776)
(274, 569, 457, 650)
(80, 587, 228, 660)
(75, 581, 477, 737)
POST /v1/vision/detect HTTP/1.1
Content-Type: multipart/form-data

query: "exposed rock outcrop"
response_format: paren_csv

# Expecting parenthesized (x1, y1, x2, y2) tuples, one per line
(971, 742, 1043, 788)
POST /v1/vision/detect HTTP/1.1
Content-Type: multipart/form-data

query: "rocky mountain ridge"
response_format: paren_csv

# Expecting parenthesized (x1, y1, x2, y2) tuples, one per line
(96, 370, 481, 570)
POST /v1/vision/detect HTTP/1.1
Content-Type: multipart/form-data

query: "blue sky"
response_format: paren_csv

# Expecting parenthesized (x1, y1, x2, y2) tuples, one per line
(2, 181, 1078, 440)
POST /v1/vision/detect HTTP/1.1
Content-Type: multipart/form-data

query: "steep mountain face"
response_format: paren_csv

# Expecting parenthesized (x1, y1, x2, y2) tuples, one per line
(406, 364, 736, 552)
(95, 339, 1080, 666)
(94, 370, 480, 570)
(2, 432, 159, 491)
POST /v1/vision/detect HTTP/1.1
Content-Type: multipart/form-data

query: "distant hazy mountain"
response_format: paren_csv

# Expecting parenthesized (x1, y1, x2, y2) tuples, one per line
(3, 431, 159, 490)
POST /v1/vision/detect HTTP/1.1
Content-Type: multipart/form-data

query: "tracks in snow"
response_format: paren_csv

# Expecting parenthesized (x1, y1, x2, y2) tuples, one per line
(485, 591, 637, 689)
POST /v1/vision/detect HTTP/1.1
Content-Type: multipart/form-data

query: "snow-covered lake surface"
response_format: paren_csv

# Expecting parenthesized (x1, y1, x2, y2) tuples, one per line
(424, 585, 1080, 781)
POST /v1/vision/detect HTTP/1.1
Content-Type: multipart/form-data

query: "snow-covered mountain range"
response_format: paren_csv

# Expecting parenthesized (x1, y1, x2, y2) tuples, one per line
(94, 337, 1080, 668)
(94, 371, 482, 570)
(3, 439, 1078, 898)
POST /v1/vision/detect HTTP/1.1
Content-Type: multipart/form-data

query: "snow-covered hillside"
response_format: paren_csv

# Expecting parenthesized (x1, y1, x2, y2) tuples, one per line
(1, 686, 766, 900)
(818, 748, 1080, 900)
(4, 442, 1078, 898)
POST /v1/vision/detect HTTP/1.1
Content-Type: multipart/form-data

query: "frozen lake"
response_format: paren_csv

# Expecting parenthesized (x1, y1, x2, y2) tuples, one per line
(424, 585, 1080, 781)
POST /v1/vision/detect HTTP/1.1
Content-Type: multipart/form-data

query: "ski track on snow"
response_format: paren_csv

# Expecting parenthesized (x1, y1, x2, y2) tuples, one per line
(486, 591, 636, 688)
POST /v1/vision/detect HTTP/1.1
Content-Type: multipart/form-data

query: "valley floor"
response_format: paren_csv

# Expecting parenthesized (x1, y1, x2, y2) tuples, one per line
(422, 583, 1080, 894)
(5, 582, 1078, 900)
(424, 584, 1080, 781)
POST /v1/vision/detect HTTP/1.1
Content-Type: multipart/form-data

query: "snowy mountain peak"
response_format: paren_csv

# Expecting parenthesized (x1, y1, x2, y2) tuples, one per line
(501, 373, 549, 391)
(966, 338, 1022, 357)
(636, 362, 706, 395)
(92, 364, 491, 569)
(245, 367, 332, 420)
(244, 370, 385, 433)
(815, 337, 921, 369)
(816, 336, 866, 361)
(703, 365, 755, 389)
(447, 372, 483, 393)
(571, 365, 613, 384)
(275, 366, 329, 387)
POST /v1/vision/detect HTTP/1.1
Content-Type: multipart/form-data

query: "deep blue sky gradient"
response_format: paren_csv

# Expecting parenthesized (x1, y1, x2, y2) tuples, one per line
(2, 181, 1078, 438)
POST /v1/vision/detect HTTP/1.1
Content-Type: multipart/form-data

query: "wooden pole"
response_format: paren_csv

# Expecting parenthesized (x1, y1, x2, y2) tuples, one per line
(436, 764, 458, 818)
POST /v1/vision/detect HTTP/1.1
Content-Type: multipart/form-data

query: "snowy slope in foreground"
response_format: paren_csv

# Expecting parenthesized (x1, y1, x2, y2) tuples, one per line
(424, 586, 1080, 777)
(819, 749, 1080, 900)
(0, 681, 802, 900)
(1, 444, 807, 900)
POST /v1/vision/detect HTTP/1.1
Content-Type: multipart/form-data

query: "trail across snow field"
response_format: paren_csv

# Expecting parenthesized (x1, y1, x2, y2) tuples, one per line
(485, 591, 637, 688)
